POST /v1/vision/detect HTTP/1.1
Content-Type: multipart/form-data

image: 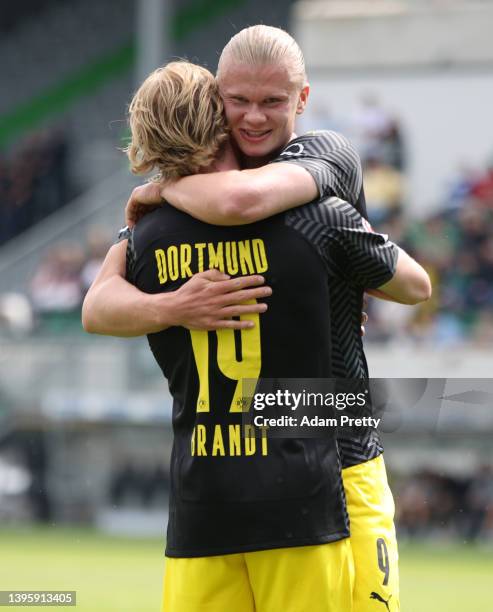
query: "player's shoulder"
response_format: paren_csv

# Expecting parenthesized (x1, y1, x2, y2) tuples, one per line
(291, 195, 366, 229)
(134, 205, 194, 242)
(116, 206, 189, 256)
(280, 130, 353, 159)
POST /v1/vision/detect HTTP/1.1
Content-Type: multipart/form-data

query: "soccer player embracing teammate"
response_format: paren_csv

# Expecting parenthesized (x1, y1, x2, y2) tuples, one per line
(83, 26, 431, 611)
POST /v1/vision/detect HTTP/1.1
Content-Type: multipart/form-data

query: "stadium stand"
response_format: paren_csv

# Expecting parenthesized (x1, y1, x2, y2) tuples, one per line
(0, 0, 134, 120)
(1, 2, 63, 34)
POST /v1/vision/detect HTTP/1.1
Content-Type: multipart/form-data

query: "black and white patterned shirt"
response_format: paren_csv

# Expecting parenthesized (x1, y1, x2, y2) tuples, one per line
(272, 130, 387, 467)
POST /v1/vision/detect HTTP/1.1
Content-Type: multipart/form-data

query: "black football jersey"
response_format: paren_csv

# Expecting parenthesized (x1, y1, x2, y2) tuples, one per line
(272, 130, 384, 467)
(126, 192, 397, 557)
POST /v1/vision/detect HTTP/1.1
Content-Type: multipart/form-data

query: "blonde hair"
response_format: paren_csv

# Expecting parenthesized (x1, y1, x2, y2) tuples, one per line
(126, 61, 229, 180)
(217, 25, 307, 89)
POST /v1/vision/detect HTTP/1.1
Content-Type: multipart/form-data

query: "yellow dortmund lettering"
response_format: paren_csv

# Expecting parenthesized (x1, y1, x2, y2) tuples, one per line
(238, 240, 255, 275)
(225, 241, 239, 275)
(208, 242, 225, 272)
(155, 249, 167, 284)
(252, 239, 268, 272)
(195, 243, 206, 272)
(167, 246, 179, 281)
(180, 244, 193, 278)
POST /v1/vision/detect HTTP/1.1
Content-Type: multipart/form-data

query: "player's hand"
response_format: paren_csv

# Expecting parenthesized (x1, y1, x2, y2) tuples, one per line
(125, 182, 165, 227)
(170, 269, 272, 330)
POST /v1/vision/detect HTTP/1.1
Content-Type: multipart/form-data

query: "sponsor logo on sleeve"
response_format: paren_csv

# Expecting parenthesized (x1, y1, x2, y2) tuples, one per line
(280, 143, 305, 157)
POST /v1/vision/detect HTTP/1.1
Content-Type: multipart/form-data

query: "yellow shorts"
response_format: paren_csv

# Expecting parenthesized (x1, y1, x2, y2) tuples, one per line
(162, 539, 354, 612)
(342, 455, 400, 612)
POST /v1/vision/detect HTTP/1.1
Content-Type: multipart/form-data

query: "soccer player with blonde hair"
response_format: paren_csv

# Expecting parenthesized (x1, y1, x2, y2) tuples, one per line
(126, 62, 229, 180)
(84, 26, 430, 611)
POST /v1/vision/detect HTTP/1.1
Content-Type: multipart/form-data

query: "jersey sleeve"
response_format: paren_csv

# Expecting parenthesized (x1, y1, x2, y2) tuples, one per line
(116, 225, 131, 243)
(125, 228, 137, 284)
(271, 130, 364, 209)
(286, 197, 398, 289)
(114, 225, 137, 283)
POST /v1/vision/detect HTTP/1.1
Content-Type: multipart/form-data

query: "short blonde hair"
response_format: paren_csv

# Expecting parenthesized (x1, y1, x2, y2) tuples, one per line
(126, 61, 229, 180)
(217, 25, 307, 89)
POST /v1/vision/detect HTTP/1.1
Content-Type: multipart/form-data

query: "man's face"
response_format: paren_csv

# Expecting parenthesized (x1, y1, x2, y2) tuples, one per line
(218, 62, 309, 168)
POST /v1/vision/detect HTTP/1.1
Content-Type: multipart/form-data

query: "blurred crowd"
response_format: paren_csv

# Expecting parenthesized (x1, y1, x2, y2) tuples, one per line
(28, 228, 111, 329)
(0, 228, 111, 335)
(0, 129, 71, 247)
(350, 93, 406, 227)
(366, 161, 493, 346)
(0, 436, 169, 523)
(109, 461, 170, 510)
(395, 465, 493, 542)
(332, 94, 493, 346)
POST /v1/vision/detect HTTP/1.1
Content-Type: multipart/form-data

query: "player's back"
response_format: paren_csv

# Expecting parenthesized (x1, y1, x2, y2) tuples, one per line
(128, 205, 348, 556)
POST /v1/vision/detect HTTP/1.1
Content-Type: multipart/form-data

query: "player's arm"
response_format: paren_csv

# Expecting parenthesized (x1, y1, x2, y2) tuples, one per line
(321, 199, 431, 305)
(374, 248, 431, 305)
(125, 131, 362, 227)
(82, 241, 167, 337)
(342, 235, 431, 306)
(161, 163, 318, 224)
(125, 163, 317, 227)
(82, 241, 272, 336)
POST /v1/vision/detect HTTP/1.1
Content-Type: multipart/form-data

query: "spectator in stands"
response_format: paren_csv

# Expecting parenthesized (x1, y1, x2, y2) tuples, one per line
(465, 465, 493, 540)
(379, 118, 406, 170)
(471, 156, 493, 206)
(352, 93, 393, 148)
(395, 467, 493, 540)
(350, 93, 405, 168)
(30, 244, 84, 320)
(0, 128, 71, 246)
(363, 151, 405, 226)
(0, 293, 33, 336)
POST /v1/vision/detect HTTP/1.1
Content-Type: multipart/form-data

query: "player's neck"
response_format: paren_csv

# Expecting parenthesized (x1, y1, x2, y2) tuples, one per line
(238, 133, 298, 169)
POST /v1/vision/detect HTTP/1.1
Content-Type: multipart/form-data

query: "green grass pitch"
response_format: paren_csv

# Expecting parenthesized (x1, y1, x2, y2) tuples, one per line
(0, 527, 492, 611)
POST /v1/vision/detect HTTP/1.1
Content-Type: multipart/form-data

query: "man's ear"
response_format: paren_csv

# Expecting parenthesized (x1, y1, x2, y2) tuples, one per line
(296, 84, 310, 115)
